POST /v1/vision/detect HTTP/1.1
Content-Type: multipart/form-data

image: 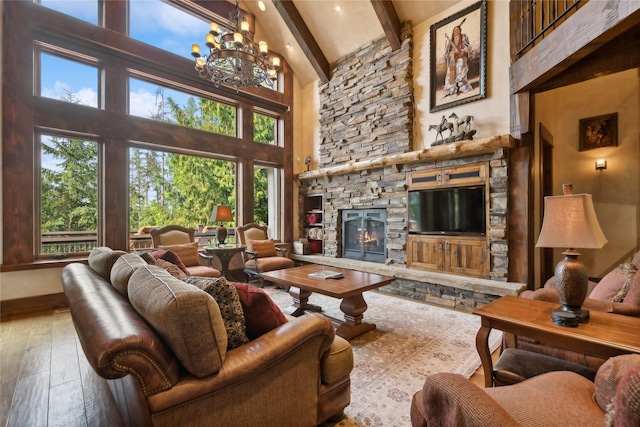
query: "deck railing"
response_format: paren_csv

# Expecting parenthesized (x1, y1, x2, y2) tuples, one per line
(512, 0, 584, 60)
(41, 229, 237, 254)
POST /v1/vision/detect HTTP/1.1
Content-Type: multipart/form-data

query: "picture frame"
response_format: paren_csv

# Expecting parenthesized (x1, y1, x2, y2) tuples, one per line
(579, 113, 618, 151)
(430, 0, 487, 113)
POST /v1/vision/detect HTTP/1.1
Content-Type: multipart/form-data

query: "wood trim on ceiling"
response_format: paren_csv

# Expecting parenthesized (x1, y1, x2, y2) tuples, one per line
(272, 0, 331, 84)
(370, 0, 402, 51)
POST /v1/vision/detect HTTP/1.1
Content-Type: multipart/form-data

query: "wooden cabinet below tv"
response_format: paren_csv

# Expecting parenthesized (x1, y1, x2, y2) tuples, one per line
(406, 234, 489, 279)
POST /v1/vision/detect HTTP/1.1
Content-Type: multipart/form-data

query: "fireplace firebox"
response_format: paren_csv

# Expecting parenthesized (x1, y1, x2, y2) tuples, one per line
(342, 209, 386, 262)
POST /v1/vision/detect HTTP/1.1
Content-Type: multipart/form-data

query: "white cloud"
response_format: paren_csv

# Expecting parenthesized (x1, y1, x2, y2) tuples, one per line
(129, 88, 160, 118)
(41, 80, 97, 107)
(130, 0, 205, 39)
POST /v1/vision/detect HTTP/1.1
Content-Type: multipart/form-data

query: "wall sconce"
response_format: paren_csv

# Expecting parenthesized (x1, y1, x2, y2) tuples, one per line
(595, 159, 607, 171)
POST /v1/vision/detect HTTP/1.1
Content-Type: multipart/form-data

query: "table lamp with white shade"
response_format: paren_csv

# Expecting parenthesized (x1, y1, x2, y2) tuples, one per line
(535, 188, 607, 326)
(210, 205, 233, 246)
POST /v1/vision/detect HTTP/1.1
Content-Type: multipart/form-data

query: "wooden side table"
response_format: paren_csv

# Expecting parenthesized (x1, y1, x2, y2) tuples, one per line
(203, 245, 245, 278)
(474, 295, 640, 387)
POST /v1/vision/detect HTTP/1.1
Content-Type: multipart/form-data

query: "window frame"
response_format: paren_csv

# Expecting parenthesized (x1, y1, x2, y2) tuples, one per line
(1, 0, 294, 271)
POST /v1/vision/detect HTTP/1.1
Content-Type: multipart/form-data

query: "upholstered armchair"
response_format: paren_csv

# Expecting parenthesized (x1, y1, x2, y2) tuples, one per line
(410, 354, 640, 427)
(150, 224, 221, 277)
(505, 251, 640, 370)
(236, 223, 294, 286)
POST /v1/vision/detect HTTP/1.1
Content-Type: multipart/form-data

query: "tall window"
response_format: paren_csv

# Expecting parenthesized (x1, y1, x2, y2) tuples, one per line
(254, 113, 277, 145)
(129, 78, 236, 136)
(130, 147, 236, 232)
(40, 134, 99, 255)
(254, 165, 281, 239)
(39, 52, 99, 108)
(38, 0, 98, 25)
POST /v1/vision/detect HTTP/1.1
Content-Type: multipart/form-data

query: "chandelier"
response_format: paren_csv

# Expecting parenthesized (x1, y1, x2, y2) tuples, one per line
(191, 0, 280, 90)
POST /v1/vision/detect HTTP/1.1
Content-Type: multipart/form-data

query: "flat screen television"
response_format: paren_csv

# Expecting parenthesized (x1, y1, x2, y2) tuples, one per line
(408, 186, 486, 235)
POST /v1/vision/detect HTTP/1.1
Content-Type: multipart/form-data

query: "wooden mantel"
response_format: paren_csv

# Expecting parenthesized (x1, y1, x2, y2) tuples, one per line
(296, 134, 516, 181)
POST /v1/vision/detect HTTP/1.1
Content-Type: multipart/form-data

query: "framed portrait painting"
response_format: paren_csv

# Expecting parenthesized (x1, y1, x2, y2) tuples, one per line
(430, 0, 487, 113)
(579, 113, 618, 151)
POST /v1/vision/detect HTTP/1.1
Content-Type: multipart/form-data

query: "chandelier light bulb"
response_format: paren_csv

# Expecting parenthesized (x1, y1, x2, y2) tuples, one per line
(241, 21, 250, 33)
(191, 44, 200, 57)
(195, 57, 205, 68)
(259, 41, 268, 54)
(210, 22, 219, 34)
(271, 56, 281, 68)
(205, 33, 215, 48)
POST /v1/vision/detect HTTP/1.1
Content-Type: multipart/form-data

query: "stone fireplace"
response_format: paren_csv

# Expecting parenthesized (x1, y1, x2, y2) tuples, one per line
(342, 209, 386, 263)
(295, 23, 524, 310)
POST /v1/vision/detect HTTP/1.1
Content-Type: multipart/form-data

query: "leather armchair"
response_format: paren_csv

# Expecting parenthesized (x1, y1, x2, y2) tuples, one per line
(150, 224, 221, 277)
(236, 222, 294, 286)
(411, 354, 640, 427)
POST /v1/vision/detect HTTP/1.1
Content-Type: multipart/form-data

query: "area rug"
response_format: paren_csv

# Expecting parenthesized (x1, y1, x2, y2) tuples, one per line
(261, 287, 502, 427)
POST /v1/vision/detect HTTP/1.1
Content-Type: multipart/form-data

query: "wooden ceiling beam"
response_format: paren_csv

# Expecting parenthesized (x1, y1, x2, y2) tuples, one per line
(370, 0, 402, 51)
(272, 0, 330, 84)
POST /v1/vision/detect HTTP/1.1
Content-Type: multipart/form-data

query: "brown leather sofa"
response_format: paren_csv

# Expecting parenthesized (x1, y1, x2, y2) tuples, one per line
(410, 354, 640, 427)
(62, 252, 353, 426)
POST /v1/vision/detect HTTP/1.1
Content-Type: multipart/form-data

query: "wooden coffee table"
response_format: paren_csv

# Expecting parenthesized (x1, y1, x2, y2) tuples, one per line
(475, 295, 640, 387)
(260, 264, 394, 340)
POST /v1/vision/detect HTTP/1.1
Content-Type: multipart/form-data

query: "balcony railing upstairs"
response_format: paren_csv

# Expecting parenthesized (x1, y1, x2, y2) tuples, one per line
(511, 0, 584, 60)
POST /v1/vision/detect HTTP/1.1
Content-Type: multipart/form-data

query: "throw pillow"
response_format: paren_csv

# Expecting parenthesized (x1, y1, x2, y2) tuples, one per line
(151, 249, 189, 275)
(590, 264, 637, 302)
(128, 265, 228, 378)
(88, 247, 127, 280)
(158, 242, 200, 267)
(139, 251, 156, 265)
(231, 282, 288, 340)
(110, 253, 147, 297)
(623, 271, 640, 307)
(246, 239, 277, 258)
(182, 276, 249, 350)
(594, 354, 640, 412)
(613, 360, 640, 427)
(154, 258, 187, 278)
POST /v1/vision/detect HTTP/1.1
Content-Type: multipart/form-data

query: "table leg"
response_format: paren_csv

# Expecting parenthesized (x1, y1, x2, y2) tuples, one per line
(284, 286, 322, 316)
(475, 319, 494, 387)
(336, 293, 376, 340)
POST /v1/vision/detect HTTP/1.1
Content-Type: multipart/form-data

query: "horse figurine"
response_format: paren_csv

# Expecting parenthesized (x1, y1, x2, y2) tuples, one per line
(448, 112, 474, 132)
(429, 116, 454, 141)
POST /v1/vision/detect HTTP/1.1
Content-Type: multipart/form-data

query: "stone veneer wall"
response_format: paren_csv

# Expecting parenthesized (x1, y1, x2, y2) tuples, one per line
(298, 24, 512, 309)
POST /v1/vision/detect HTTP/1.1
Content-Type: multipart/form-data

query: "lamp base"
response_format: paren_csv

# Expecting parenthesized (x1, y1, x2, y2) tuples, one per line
(556, 304, 589, 322)
(216, 225, 227, 246)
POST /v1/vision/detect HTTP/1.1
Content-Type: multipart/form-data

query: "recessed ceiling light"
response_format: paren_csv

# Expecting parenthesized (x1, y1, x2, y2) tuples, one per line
(335, 4, 342, 13)
(258, 1, 266, 12)
(286, 43, 292, 50)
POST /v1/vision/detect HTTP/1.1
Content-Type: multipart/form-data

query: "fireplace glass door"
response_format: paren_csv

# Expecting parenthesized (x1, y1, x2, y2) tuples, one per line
(342, 209, 386, 262)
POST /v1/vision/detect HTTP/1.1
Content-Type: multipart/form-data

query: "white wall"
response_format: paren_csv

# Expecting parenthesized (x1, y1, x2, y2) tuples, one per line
(535, 69, 640, 279)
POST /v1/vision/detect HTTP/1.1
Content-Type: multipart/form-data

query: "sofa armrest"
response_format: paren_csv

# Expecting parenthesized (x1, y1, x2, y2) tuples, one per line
(62, 263, 181, 395)
(416, 373, 519, 426)
(583, 298, 640, 317)
(148, 313, 338, 411)
(520, 288, 561, 303)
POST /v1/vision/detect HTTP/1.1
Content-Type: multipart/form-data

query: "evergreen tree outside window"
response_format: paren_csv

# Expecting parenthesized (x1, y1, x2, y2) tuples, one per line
(40, 133, 98, 255)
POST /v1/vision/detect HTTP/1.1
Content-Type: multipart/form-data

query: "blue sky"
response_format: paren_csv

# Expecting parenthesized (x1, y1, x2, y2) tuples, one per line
(39, 0, 210, 117)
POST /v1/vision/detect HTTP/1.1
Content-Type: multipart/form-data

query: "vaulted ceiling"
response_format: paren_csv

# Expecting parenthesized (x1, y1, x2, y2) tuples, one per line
(240, 0, 459, 86)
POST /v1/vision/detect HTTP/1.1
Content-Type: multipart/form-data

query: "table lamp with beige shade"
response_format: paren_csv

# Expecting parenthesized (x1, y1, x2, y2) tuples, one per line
(210, 205, 233, 246)
(536, 185, 608, 326)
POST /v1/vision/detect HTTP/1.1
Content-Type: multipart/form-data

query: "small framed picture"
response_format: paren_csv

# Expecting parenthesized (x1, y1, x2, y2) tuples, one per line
(579, 113, 618, 151)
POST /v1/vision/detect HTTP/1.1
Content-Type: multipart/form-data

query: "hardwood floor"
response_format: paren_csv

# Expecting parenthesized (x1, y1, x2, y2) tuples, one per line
(1, 310, 123, 427)
(1, 309, 499, 426)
